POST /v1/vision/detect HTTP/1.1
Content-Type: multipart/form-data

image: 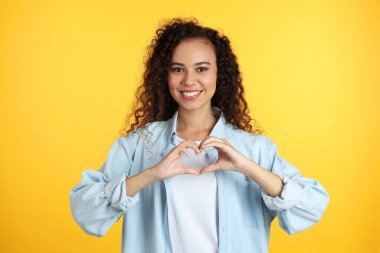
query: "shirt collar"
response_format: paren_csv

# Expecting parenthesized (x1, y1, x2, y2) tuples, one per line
(161, 106, 228, 157)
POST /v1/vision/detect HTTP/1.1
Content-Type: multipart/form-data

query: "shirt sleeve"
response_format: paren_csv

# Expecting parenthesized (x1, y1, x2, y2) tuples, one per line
(69, 132, 140, 237)
(260, 140, 330, 235)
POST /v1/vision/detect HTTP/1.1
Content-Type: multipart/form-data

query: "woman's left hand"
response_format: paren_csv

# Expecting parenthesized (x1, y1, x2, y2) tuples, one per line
(198, 136, 250, 174)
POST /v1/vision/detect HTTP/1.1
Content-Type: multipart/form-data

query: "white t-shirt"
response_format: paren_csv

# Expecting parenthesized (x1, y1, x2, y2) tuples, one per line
(167, 135, 219, 253)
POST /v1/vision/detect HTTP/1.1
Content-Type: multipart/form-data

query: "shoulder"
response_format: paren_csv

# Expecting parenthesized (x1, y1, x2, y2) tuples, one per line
(226, 124, 275, 147)
(117, 120, 168, 146)
(225, 127, 281, 169)
(224, 125, 279, 161)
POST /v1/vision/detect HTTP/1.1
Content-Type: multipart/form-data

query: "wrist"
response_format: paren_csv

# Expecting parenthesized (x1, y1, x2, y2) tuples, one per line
(146, 166, 161, 182)
(238, 159, 257, 176)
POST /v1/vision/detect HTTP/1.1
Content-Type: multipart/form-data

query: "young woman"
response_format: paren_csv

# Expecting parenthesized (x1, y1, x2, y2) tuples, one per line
(70, 17, 329, 253)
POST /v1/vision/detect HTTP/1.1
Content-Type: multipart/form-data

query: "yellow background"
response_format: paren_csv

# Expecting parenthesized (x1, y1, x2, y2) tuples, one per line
(1, 0, 379, 252)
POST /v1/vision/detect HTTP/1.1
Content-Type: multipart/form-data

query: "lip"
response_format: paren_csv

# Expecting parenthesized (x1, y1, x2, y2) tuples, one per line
(180, 90, 203, 100)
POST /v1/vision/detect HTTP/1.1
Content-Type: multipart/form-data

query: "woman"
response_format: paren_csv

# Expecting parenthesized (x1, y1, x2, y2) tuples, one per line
(70, 17, 329, 253)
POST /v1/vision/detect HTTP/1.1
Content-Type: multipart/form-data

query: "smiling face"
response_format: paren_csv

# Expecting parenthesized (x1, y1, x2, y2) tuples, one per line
(167, 37, 217, 112)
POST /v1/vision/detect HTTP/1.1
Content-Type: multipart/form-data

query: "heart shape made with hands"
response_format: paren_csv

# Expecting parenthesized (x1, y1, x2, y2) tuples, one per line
(175, 136, 249, 174)
(179, 146, 217, 173)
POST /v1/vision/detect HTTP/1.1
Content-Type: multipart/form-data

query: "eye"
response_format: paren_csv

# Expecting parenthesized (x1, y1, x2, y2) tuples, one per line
(197, 67, 208, 72)
(171, 67, 184, 72)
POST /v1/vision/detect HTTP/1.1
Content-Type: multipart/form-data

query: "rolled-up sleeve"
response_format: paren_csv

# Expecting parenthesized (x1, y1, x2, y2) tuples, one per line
(69, 132, 140, 237)
(260, 141, 330, 235)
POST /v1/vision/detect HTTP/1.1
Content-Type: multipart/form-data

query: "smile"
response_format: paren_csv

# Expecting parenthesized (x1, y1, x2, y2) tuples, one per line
(181, 91, 202, 100)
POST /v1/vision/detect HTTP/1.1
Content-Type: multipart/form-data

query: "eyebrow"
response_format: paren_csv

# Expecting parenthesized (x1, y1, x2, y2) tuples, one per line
(170, 61, 211, 66)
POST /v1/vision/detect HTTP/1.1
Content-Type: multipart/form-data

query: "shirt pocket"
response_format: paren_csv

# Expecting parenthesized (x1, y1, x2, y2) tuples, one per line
(235, 179, 265, 228)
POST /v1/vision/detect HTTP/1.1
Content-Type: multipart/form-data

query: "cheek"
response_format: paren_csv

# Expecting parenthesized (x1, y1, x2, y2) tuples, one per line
(167, 75, 180, 88)
(167, 78, 175, 90)
(167, 77, 180, 99)
(202, 75, 217, 89)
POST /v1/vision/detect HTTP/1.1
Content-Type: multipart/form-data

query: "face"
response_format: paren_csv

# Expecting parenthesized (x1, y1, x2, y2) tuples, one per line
(167, 37, 217, 112)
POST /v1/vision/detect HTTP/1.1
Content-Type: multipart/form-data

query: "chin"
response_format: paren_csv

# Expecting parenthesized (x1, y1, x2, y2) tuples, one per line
(178, 102, 211, 111)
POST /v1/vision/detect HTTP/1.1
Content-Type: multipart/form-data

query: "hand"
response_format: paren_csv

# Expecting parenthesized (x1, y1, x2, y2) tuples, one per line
(151, 140, 202, 180)
(198, 136, 250, 174)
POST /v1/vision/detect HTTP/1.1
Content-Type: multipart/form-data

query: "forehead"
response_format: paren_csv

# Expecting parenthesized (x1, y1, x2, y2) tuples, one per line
(171, 38, 216, 62)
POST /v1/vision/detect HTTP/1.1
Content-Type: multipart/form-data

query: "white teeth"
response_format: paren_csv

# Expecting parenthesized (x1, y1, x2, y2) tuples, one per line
(182, 91, 201, 97)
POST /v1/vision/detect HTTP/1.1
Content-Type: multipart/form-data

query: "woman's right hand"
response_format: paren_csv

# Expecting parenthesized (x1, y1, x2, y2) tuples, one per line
(151, 140, 202, 180)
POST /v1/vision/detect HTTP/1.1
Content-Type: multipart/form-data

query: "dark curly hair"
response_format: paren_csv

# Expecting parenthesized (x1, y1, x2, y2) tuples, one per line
(119, 17, 264, 142)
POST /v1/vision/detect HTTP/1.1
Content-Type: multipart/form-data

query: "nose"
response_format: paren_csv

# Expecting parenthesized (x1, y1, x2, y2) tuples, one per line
(183, 70, 196, 86)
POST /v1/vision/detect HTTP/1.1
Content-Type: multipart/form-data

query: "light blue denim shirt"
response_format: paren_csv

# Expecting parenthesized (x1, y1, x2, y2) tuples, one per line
(69, 106, 329, 253)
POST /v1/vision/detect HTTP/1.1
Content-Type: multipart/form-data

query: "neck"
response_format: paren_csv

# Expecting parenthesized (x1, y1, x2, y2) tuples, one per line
(176, 105, 217, 133)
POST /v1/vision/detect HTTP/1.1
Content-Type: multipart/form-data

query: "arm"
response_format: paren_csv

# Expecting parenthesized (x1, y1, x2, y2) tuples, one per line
(125, 139, 202, 196)
(69, 133, 140, 237)
(239, 159, 284, 197)
(70, 130, 202, 237)
(245, 140, 330, 235)
(125, 167, 157, 197)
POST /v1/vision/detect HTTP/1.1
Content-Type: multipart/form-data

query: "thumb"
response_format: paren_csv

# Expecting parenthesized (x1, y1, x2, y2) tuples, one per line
(182, 166, 200, 176)
(200, 163, 218, 174)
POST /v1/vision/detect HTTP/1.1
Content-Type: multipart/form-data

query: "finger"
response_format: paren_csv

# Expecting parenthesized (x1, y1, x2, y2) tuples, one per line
(180, 140, 201, 154)
(177, 151, 189, 158)
(198, 136, 212, 149)
(184, 140, 202, 153)
(182, 167, 200, 176)
(178, 146, 190, 157)
(204, 139, 228, 146)
(200, 164, 217, 174)
(181, 147, 190, 157)
(200, 141, 227, 151)
(199, 138, 223, 147)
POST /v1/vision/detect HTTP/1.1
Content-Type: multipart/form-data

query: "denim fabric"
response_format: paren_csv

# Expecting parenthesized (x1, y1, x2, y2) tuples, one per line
(69, 106, 329, 253)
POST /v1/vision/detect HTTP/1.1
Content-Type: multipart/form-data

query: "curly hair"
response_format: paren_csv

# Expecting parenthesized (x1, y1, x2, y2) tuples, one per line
(119, 17, 264, 142)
